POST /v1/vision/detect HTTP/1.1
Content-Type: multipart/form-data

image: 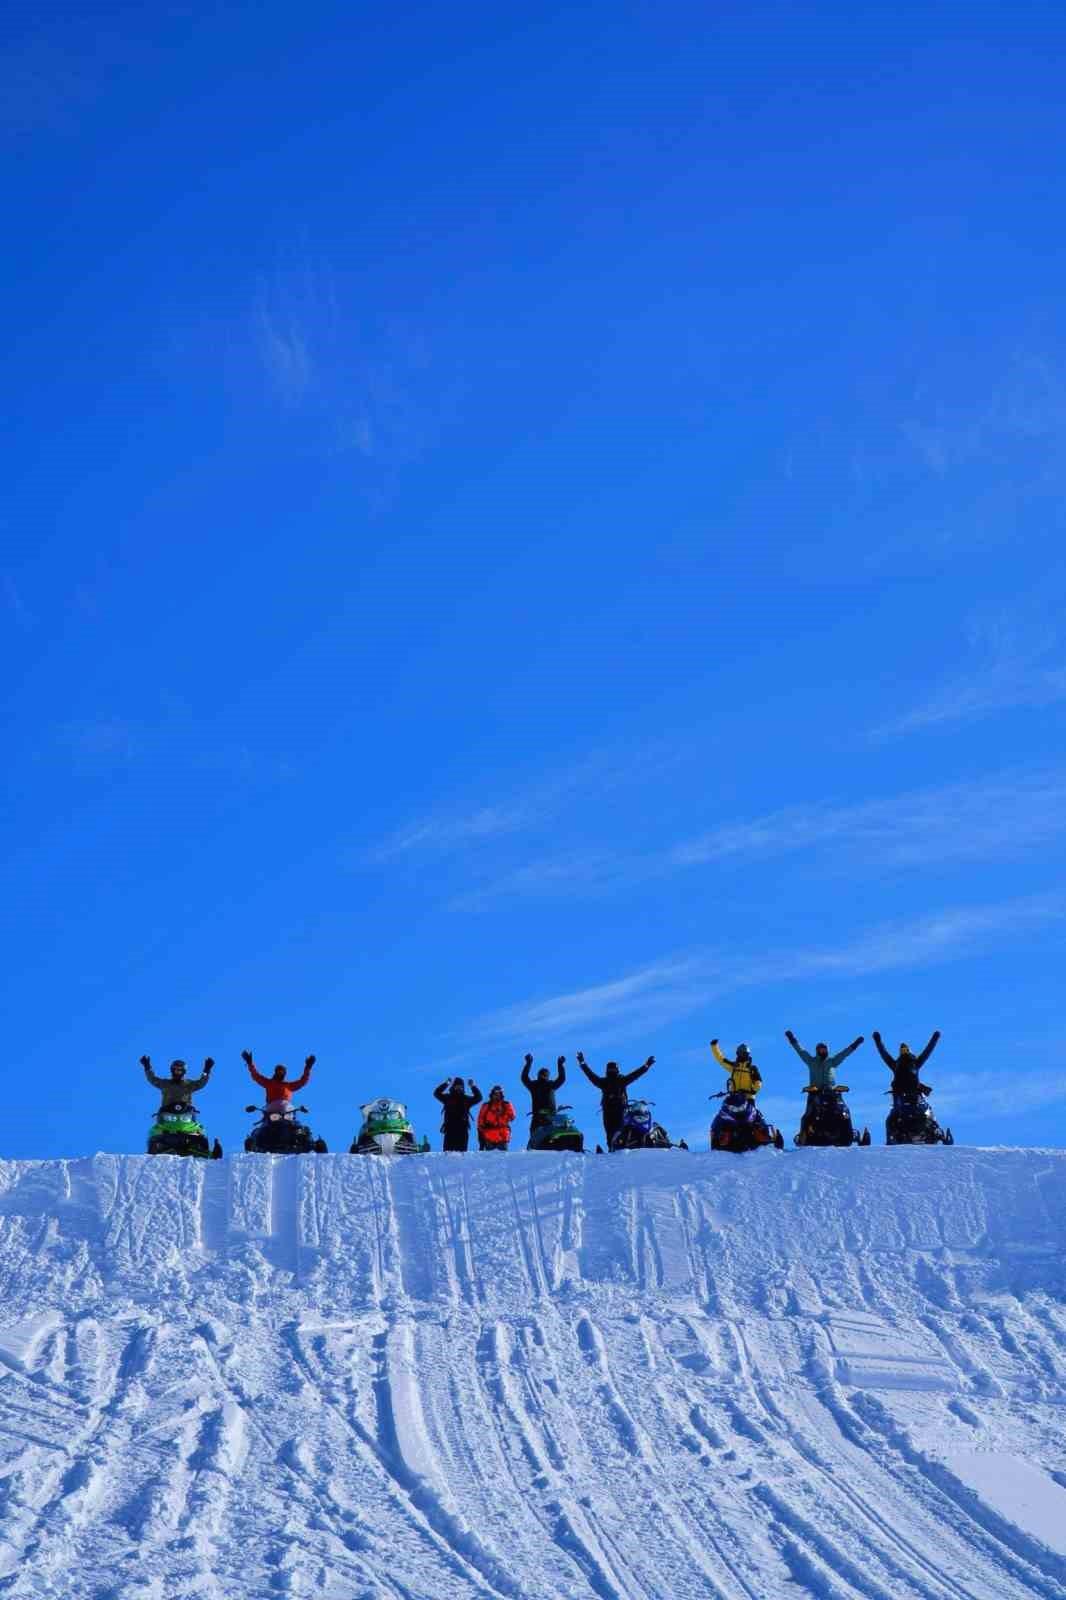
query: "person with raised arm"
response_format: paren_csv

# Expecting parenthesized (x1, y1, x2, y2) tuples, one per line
(576, 1052, 654, 1150)
(141, 1054, 214, 1111)
(520, 1054, 566, 1145)
(710, 1039, 763, 1098)
(785, 1030, 864, 1092)
(242, 1049, 315, 1106)
(433, 1076, 482, 1152)
(872, 1030, 940, 1100)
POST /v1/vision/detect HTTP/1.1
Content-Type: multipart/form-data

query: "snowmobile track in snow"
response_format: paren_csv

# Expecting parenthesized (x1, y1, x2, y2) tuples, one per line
(0, 1149, 1065, 1598)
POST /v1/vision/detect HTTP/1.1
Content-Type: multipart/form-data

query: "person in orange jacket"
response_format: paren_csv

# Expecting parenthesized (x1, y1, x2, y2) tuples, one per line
(477, 1085, 516, 1151)
(242, 1048, 315, 1105)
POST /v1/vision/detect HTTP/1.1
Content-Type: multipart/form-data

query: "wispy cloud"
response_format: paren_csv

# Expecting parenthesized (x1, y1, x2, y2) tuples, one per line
(363, 737, 683, 866)
(874, 616, 1066, 739)
(367, 804, 540, 864)
(447, 765, 1066, 910)
(673, 766, 1066, 870)
(932, 1067, 1066, 1120)
(466, 895, 1065, 1044)
(901, 353, 1066, 478)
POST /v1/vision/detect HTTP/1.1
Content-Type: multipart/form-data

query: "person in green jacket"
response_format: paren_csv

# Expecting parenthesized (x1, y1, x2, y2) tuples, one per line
(141, 1055, 214, 1111)
(784, 1031, 864, 1091)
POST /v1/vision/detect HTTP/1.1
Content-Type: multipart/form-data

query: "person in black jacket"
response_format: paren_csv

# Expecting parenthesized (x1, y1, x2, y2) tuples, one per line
(872, 1030, 940, 1101)
(433, 1077, 482, 1152)
(520, 1054, 565, 1146)
(576, 1051, 654, 1148)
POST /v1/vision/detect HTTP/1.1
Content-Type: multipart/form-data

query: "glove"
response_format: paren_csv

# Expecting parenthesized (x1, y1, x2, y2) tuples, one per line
(203, 1057, 215, 1073)
(785, 1030, 796, 1041)
(524, 1053, 533, 1067)
(241, 1049, 253, 1065)
(645, 1055, 655, 1067)
(557, 1055, 565, 1069)
(576, 1051, 586, 1065)
(304, 1054, 316, 1070)
(710, 1038, 719, 1048)
(140, 1055, 151, 1070)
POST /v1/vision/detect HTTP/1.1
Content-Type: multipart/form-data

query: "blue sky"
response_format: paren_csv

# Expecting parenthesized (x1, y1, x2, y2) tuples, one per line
(3, 0, 1065, 1158)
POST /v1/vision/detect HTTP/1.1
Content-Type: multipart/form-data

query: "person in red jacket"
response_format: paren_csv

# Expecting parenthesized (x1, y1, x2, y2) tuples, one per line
(477, 1086, 516, 1151)
(242, 1048, 315, 1105)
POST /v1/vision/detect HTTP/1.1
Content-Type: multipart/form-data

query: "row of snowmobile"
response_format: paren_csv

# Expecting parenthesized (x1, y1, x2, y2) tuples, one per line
(148, 1085, 952, 1161)
(147, 1098, 433, 1159)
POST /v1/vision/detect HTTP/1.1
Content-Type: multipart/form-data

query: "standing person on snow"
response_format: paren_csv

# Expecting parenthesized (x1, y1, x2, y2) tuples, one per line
(711, 1040, 763, 1098)
(433, 1077, 482, 1152)
(477, 1085, 516, 1151)
(785, 1031, 864, 1091)
(520, 1054, 566, 1145)
(141, 1055, 214, 1109)
(242, 1049, 315, 1106)
(873, 1031, 940, 1101)
(576, 1052, 654, 1149)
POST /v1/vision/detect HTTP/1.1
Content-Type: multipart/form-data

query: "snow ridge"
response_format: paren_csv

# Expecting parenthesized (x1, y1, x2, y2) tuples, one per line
(0, 1148, 1064, 1598)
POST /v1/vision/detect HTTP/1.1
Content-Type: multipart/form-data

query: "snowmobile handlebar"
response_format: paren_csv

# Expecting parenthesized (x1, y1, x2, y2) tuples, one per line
(245, 1104, 310, 1114)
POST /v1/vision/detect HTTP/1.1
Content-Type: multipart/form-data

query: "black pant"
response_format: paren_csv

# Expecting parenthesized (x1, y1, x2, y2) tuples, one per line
(602, 1107, 624, 1148)
(442, 1127, 470, 1152)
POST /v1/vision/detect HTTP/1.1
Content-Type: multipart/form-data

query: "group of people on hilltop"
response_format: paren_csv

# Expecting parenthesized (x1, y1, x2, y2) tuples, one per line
(432, 1050, 656, 1152)
(141, 1026, 942, 1151)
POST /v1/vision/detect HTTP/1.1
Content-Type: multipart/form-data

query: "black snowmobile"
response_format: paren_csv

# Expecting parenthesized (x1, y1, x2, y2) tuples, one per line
(795, 1087, 870, 1148)
(244, 1104, 328, 1154)
(147, 1103, 222, 1159)
(710, 1092, 784, 1153)
(885, 1092, 953, 1146)
(609, 1099, 687, 1152)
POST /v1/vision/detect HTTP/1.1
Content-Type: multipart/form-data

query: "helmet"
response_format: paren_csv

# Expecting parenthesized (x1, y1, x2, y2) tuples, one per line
(272, 1065, 287, 1080)
(537, 1067, 549, 1079)
(169, 1060, 187, 1079)
(899, 1042, 912, 1057)
(490, 1085, 504, 1098)
(815, 1043, 829, 1057)
(605, 1061, 620, 1076)
(735, 1043, 751, 1062)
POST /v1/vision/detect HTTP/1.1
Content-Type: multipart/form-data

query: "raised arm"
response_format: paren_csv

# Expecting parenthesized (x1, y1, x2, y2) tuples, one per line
(871, 1032, 894, 1068)
(433, 1081, 450, 1103)
(711, 1040, 735, 1070)
(784, 1031, 814, 1068)
(576, 1052, 604, 1090)
(520, 1054, 534, 1091)
(289, 1056, 314, 1094)
(140, 1055, 164, 1090)
(242, 1049, 270, 1091)
(916, 1030, 941, 1068)
(468, 1081, 483, 1106)
(184, 1058, 215, 1094)
(551, 1056, 566, 1089)
(622, 1056, 654, 1087)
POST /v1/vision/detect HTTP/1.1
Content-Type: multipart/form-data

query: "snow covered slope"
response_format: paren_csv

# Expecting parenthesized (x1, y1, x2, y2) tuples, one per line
(1, 1148, 1065, 1600)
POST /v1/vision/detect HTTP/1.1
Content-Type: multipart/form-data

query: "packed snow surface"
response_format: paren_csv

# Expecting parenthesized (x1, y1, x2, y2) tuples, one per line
(1, 1147, 1065, 1599)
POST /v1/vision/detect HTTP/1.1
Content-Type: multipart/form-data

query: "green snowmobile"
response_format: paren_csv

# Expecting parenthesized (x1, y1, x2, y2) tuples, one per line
(147, 1106, 222, 1159)
(351, 1098, 429, 1155)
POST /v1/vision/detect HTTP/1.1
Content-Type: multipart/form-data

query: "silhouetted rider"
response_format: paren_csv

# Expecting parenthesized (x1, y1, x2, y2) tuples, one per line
(520, 1054, 565, 1141)
(576, 1051, 653, 1149)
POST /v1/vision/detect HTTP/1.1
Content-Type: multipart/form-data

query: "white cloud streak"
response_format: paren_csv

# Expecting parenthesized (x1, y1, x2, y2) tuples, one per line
(874, 619, 1066, 739)
(364, 738, 683, 866)
(466, 895, 1065, 1045)
(673, 767, 1066, 870)
(447, 766, 1066, 910)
